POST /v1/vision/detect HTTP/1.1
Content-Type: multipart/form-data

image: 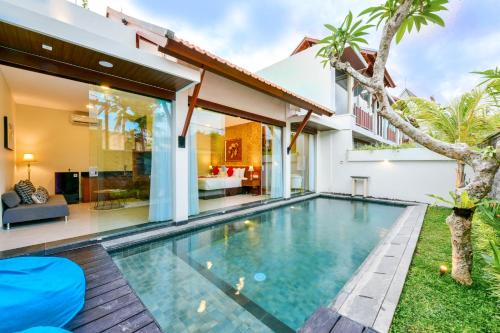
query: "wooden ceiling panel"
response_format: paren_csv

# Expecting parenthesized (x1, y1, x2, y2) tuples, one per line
(0, 21, 194, 100)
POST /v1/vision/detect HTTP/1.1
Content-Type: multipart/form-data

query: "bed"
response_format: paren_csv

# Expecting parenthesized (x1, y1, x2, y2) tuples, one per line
(198, 166, 251, 199)
(198, 176, 246, 191)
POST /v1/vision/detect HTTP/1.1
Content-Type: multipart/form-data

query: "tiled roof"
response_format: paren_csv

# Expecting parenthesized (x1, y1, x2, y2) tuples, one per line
(162, 36, 333, 116)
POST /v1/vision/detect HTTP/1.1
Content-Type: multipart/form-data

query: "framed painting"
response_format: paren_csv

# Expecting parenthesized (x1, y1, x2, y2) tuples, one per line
(3, 116, 14, 150)
(225, 138, 242, 162)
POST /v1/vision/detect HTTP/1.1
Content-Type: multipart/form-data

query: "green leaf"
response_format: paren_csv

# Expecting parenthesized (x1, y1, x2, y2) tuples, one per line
(395, 21, 407, 44)
(324, 24, 337, 32)
(426, 12, 445, 27)
(359, 6, 381, 17)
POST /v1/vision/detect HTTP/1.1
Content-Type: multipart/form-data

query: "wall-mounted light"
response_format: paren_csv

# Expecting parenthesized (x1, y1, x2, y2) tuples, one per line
(98, 60, 113, 68)
(85, 104, 93, 109)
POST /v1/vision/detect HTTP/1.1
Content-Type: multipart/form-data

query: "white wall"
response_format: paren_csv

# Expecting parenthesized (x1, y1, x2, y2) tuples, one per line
(317, 132, 473, 204)
(14, 104, 90, 194)
(197, 72, 287, 122)
(258, 44, 333, 111)
(0, 70, 16, 224)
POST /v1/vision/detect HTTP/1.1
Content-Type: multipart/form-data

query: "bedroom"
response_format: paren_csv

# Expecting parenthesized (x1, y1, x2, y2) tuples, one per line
(189, 107, 283, 215)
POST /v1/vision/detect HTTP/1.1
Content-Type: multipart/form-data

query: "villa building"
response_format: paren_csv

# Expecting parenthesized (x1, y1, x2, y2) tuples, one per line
(0, 0, 461, 253)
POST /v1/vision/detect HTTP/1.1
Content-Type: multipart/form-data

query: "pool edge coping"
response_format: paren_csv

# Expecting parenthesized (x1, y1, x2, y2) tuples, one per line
(326, 203, 427, 333)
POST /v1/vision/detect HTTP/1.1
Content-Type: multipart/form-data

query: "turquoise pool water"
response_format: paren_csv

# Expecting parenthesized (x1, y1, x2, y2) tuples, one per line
(112, 197, 405, 332)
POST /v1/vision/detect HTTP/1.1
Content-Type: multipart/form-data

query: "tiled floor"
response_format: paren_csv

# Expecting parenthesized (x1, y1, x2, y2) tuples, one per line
(0, 202, 150, 252)
(198, 194, 267, 213)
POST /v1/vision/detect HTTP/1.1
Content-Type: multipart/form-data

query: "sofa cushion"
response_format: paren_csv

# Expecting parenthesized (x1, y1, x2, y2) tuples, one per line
(32, 187, 49, 204)
(15, 180, 35, 205)
(1, 191, 21, 208)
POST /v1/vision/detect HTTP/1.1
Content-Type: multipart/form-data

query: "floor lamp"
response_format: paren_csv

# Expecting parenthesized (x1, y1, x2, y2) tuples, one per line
(23, 153, 36, 181)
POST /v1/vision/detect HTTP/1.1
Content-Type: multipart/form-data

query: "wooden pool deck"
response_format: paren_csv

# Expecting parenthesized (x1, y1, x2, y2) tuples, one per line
(57, 244, 163, 333)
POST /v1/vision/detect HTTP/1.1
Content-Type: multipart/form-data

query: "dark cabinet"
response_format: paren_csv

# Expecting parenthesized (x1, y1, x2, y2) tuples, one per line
(55, 172, 80, 204)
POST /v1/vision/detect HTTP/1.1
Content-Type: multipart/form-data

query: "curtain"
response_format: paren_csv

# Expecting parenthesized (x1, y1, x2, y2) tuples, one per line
(188, 126, 199, 216)
(308, 134, 315, 192)
(271, 126, 283, 198)
(148, 100, 172, 222)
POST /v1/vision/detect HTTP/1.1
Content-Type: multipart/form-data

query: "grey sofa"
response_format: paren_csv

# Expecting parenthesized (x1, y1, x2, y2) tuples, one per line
(1, 191, 69, 229)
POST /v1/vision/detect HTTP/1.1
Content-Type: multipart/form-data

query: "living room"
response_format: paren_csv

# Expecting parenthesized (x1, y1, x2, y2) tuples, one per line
(0, 64, 174, 252)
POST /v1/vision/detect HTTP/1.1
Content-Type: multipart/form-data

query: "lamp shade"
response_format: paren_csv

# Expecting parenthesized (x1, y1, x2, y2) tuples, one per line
(248, 165, 254, 172)
(23, 153, 35, 162)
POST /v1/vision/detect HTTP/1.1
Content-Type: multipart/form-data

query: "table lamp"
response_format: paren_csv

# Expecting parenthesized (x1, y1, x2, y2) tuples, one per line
(248, 165, 254, 179)
(23, 153, 36, 180)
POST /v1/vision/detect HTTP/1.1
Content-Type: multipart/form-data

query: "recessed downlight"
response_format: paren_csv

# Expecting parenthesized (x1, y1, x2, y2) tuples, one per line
(98, 60, 113, 68)
(42, 44, 53, 51)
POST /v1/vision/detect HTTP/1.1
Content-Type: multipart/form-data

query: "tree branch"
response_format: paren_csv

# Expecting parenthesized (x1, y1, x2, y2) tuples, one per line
(372, 0, 413, 84)
(379, 94, 471, 160)
(330, 56, 375, 89)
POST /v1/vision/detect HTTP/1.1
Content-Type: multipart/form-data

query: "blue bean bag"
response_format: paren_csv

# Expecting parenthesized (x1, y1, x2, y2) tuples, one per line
(0, 257, 85, 333)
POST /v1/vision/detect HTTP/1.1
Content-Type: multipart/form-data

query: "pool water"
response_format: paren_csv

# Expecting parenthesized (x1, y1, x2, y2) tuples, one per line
(112, 198, 405, 332)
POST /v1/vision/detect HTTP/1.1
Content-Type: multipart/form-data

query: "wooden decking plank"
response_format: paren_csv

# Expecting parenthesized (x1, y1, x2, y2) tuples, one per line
(64, 251, 111, 266)
(85, 278, 128, 300)
(298, 307, 340, 333)
(72, 300, 145, 333)
(81, 256, 113, 271)
(330, 316, 365, 333)
(102, 311, 154, 333)
(83, 285, 132, 312)
(58, 246, 108, 262)
(67, 292, 138, 330)
(85, 264, 119, 281)
(135, 322, 163, 333)
(58, 245, 162, 333)
(86, 269, 123, 290)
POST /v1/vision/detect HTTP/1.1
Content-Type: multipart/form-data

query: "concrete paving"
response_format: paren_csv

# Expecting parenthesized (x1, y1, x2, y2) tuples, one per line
(330, 204, 427, 333)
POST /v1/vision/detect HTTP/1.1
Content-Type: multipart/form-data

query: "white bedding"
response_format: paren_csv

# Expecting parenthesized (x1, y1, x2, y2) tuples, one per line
(198, 176, 246, 190)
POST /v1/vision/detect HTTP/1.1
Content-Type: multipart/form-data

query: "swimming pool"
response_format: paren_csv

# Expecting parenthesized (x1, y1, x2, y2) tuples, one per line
(111, 197, 405, 332)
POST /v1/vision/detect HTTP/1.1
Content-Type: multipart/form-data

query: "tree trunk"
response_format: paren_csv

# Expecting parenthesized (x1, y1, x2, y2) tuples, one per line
(456, 161, 466, 188)
(446, 210, 473, 285)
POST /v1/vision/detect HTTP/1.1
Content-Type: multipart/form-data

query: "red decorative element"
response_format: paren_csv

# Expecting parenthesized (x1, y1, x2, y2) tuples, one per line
(212, 166, 219, 175)
(227, 167, 234, 177)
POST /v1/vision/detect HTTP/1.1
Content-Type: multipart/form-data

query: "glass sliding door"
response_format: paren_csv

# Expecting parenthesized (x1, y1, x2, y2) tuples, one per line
(188, 108, 284, 216)
(261, 124, 283, 199)
(88, 86, 173, 232)
(290, 132, 315, 194)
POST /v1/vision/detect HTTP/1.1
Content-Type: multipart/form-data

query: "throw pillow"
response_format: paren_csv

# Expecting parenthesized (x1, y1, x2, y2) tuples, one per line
(32, 187, 49, 204)
(24, 179, 36, 193)
(1, 191, 21, 208)
(212, 166, 220, 175)
(227, 167, 234, 177)
(38, 186, 49, 198)
(15, 180, 35, 204)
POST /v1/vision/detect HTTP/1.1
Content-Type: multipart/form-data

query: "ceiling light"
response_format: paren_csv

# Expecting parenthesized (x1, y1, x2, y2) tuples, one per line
(100, 85, 110, 90)
(98, 60, 113, 68)
(42, 44, 53, 51)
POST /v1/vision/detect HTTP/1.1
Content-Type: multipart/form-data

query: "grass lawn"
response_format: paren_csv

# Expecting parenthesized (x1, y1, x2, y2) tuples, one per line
(390, 206, 499, 333)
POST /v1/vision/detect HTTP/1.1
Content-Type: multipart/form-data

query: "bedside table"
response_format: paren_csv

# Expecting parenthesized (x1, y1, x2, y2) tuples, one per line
(242, 178, 261, 195)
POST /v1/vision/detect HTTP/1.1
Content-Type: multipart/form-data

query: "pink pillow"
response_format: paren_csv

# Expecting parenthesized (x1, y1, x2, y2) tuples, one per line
(212, 166, 219, 175)
(227, 167, 234, 177)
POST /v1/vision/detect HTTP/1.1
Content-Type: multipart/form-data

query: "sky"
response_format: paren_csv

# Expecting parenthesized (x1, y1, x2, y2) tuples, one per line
(75, 0, 500, 103)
